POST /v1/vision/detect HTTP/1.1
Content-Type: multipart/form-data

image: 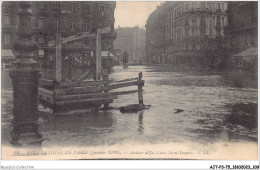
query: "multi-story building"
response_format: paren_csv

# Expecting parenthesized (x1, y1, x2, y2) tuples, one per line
(145, 4, 168, 64)
(1, 1, 19, 69)
(225, 2, 257, 56)
(166, 1, 228, 65)
(2, 1, 117, 69)
(224, 1, 257, 85)
(114, 26, 146, 64)
(146, 1, 228, 66)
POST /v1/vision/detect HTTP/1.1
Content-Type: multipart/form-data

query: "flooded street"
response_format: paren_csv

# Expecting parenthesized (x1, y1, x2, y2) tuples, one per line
(1, 65, 257, 151)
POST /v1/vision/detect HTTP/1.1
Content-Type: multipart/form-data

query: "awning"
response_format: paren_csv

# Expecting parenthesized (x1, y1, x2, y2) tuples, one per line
(1, 49, 15, 60)
(233, 47, 258, 57)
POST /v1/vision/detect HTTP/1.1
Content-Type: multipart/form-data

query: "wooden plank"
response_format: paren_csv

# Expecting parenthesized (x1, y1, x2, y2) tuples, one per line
(55, 79, 140, 95)
(112, 89, 142, 96)
(115, 77, 139, 83)
(96, 28, 102, 80)
(103, 74, 109, 109)
(40, 79, 54, 86)
(55, 89, 142, 101)
(38, 87, 54, 96)
(75, 70, 91, 82)
(55, 92, 116, 101)
(54, 86, 103, 95)
(55, 96, 117, 105)
(108, 80, 141, 90)
(58, 80, 113, 88)
(39, 92, 54, 104)
(55, 33, 62, 83)
(48, 33, 96, 47)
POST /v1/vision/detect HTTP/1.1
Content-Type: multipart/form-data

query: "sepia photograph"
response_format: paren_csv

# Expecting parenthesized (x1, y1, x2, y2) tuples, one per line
(1, 0, 258, 168)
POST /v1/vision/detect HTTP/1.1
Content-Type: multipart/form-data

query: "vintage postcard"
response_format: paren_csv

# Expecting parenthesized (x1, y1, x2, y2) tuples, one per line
(1, 0, 258, 166)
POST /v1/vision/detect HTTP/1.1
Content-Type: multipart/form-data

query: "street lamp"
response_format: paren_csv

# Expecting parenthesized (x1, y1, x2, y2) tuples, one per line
(10, 2, 43, 146)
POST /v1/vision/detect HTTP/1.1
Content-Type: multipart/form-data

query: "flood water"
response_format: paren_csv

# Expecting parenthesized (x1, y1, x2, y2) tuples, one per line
(1, 65, 258, 149)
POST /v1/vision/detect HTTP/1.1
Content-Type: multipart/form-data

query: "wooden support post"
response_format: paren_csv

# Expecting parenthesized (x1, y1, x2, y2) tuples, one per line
(96, 29, 102, 80)
(138, 72, 144, 105)
(103, 73, 109, 109)
(55, 33, 62, 83)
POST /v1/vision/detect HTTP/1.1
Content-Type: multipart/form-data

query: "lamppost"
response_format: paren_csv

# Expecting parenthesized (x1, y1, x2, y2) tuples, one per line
(10, 2, 43, 146)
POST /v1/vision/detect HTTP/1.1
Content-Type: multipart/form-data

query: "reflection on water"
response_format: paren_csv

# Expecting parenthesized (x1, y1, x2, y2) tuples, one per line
(138, 111, 144, 134)
(225, 102, 257, 129)
(1, 65, 258, 147)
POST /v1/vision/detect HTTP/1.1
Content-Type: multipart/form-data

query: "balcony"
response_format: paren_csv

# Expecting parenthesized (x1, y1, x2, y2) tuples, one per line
(2, 24, 17, 30)
(216, 9, 221, 13)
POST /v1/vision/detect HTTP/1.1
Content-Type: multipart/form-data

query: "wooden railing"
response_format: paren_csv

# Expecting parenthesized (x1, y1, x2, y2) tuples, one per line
(39, 72, 144, 113)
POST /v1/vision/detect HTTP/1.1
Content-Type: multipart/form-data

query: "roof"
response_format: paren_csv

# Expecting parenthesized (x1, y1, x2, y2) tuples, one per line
(233, 47, 258, 57)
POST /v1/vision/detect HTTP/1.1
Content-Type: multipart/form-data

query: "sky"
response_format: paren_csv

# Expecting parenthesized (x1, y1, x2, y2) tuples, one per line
(114, 1, 161, 29)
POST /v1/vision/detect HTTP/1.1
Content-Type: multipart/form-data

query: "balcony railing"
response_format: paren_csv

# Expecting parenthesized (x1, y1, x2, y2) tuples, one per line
(2, 24, 17, 30)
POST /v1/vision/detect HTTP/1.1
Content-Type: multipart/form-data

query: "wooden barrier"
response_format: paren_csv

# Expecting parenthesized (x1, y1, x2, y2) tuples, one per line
(39, 72, 145, 113)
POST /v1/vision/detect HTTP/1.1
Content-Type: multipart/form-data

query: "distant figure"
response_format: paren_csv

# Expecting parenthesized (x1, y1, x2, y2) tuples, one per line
(122, 50, 129, 68)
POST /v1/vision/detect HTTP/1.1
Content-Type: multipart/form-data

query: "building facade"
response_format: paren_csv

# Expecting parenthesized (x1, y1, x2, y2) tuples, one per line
(2, 1, 116, 69)
(114, 26, 146, 64)
(225, 1, 257, 72)
(146, 2, 229, 67)
(2, 2, 20, 69)
(226, 2, 257, 55)
(145, 4, 168, 64)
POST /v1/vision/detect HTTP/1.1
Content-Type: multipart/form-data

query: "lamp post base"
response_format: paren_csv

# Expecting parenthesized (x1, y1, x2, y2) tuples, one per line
(10, 132, 44, 147)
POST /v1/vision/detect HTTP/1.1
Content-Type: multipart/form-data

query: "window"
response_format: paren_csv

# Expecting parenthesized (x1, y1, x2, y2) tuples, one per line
(192, 16, 196, 24)
(99, 5, 105, 16)
(201, 2, 205, 9)
(185, 28, 189, 36)
(71, 20, 75, 29)
(39, 2, 45, 8)
(85, 3, 91, 15)
(3, 33, 11, 46)
(3, 15, 11, 25)
(212, 3, 215, 11)
(56, 19, 60, 30)
(217, 16, 220, 25)
(217, 3, 220, 10)
(185, 17, 189, 26)
(38, 36, 44, 44)
(201, 15, 206, 25)
(192, 29, 196, 35)
(55, 2, 61, 10)
(4, 2, 12, 7)
(38, 18, 45, 29)
(222, 17, 224, 26)
(208, 3, 212, 11)
(192, 41, 196, 50)
(84, 20, 92, 31)
(191, 2, 194, 10)
(71, 3, 76, 13)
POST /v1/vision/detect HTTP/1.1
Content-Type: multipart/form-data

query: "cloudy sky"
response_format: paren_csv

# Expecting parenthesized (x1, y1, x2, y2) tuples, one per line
(114, 1, 161, 28)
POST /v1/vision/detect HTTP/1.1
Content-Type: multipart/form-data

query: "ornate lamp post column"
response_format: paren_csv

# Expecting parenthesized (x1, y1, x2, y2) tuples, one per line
(10, 2, 43, 146)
